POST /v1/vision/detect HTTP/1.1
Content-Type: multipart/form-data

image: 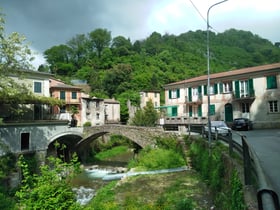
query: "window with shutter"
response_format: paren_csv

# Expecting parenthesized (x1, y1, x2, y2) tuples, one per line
(267, 75, 277, 89)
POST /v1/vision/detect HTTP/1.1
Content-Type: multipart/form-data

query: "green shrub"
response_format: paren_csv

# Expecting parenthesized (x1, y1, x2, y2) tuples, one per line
(188, 138, 245, 209)
(83, 121, 91, 127)
(94, 145, 129, 160)
(128, 148, 185, 171)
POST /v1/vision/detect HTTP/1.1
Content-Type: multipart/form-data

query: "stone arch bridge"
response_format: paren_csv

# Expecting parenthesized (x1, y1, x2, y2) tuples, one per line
(0, 122, 177, 162)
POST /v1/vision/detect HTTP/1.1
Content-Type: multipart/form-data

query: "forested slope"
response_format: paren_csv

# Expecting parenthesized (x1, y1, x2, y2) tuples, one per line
(41, 28, 280, 121)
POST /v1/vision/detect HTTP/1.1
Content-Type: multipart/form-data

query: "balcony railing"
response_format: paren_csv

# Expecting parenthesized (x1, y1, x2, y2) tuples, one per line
(185, 94, 203, 104)
(233, 90, 255, 100)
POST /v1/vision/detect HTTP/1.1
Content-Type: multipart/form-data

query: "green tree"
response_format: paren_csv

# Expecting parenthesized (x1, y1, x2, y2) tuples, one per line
(66, 34, 89, 69)
(16, 154, 82, 210)
(88, 28, 111, 58)
(131, 100, 159, 126)
(44, 44, 73, 74)
(0, 12, 34, 72)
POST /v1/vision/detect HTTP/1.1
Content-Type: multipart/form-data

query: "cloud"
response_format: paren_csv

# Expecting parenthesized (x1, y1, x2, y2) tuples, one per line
(1, 0, 279, 59)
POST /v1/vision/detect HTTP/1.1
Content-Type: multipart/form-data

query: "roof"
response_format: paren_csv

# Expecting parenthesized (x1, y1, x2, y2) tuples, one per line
(164, 63, 280, 88)
(50, 83, 82, 90)
(104, 98, 120, 104)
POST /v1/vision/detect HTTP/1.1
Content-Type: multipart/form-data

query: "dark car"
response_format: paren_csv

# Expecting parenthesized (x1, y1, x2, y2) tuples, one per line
(231, 118, 253, 131)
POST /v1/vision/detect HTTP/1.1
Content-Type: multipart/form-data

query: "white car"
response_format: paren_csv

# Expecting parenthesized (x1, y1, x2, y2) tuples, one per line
(204, 121, 231, 139)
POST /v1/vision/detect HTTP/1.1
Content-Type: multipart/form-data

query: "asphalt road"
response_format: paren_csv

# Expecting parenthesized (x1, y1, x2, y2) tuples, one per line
(232, 129, 280, 204)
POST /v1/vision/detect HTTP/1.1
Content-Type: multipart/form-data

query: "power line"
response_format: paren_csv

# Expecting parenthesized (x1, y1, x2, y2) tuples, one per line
(188, 0, 207, 24)
(187, 0, 219, 33)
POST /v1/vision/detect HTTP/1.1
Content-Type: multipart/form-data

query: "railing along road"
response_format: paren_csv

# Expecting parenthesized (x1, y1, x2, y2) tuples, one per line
(188, 124, 280, 210)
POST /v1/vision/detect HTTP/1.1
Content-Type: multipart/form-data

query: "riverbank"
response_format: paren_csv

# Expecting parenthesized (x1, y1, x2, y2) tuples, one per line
(86, 169, 214, 209)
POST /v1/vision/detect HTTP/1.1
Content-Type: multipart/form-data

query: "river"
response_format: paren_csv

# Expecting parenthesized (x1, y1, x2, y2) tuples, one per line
(71, 150, 134, 205)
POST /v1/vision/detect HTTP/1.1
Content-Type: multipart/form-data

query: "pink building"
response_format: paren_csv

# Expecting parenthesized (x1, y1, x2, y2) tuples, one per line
(50, 79, 82, 126)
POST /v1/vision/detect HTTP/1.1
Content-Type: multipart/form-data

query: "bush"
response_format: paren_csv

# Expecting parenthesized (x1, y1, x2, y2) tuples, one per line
(128, 148, 185, 171)
(83, 121, 91, 127)
(16, 154, 82, 210)
(188, 138, 246, 209)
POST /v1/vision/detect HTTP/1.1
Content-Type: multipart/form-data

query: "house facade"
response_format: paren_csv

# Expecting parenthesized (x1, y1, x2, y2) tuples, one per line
(140, 91, 161, 109)
(163, 63, 280, 129)
(50, 79, 84, 126)
(80, 97, 120, 126)
(2, 70, 53, 121)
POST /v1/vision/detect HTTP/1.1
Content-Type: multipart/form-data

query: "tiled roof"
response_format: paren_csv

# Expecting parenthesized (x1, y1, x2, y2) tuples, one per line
(50, 83, 82, 90)
(164, 63, 280, 88)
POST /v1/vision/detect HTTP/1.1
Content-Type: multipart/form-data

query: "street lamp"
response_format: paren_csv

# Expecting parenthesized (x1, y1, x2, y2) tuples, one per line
(207, 0, 228, 145)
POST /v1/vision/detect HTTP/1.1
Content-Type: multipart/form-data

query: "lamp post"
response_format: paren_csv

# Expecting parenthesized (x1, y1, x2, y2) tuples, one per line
(207, 0, 228, 145)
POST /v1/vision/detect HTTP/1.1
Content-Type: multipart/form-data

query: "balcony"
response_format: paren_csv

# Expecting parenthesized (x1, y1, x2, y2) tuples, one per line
(232, 90, 255, 102)
(185, 94, 203, 105)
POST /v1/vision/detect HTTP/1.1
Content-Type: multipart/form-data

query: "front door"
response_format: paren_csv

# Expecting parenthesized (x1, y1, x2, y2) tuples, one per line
(225, 103, 233, 122)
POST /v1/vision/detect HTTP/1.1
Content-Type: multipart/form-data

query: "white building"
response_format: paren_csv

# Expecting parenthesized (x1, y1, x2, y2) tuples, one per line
(163, 63, 280, 129)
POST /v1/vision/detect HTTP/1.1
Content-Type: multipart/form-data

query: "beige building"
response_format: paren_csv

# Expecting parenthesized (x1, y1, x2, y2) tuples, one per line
(140, 91, 160, 109)
(2, 70, 53, 121)
(163, 63, 280, 129)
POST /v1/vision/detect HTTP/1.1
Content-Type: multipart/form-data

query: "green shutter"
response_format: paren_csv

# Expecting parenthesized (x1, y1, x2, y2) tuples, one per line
(267, 75, 277, 89)
(235, 81, 240, 98)
(204, 85, 207, 95)
(60, 91, 65, 100)
(210, 104, 215, 115)
(188, 88, 192, 102)
(189, 106, 192, 117)
(168, 90, 171, 99)
(198, 86, 202, 94)
(172, 107, 177, 117)
(248, 79, 254, 97)
(177, 89, 180, 98)
(214, 83, 218, 94)
(219, 83, 223, 93)
(198, 105, 202, 117)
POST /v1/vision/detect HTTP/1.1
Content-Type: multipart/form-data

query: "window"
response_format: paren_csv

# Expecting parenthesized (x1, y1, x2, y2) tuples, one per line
(223, 82, 232, 93)
(96, 113, 100, 119)
(60, 91, 65, 100)
(268, 101, 278, 113)
(209, 84, 218, 95)
(34, 82, 42, 93)
(240, 80, 249, 97)
(72, 91, 77, 99)
(169, 89, 180, 99)
(154, 93, 157, 98)
(21, 133, 30, 150)
(241, 103, 250, 113)
(267, 75, 277, 89)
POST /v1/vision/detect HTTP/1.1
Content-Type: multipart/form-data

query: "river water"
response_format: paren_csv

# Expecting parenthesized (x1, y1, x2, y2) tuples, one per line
(71, 150, 134, 205)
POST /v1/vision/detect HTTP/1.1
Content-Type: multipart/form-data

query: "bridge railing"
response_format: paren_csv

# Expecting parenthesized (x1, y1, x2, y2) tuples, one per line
(188, 124, 280, 210)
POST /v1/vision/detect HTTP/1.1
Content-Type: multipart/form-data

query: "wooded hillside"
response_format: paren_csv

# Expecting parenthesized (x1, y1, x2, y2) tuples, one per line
(41, 28, 280, 121)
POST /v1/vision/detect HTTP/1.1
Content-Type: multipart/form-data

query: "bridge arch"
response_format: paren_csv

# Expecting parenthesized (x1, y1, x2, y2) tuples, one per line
(47, 131, 83, 162)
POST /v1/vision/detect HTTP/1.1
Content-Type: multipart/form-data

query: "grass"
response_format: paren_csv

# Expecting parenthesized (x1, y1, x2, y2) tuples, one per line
(86, 170, 214, 209)
(94, 146, 129, 161)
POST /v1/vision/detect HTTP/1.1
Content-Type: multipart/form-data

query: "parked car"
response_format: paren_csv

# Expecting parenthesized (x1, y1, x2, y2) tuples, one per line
(204, 121, 231, 139)
(231, 118, 253, 131)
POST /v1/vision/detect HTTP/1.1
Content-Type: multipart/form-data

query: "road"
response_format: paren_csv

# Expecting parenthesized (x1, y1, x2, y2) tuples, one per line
(232, 129, 280, 204)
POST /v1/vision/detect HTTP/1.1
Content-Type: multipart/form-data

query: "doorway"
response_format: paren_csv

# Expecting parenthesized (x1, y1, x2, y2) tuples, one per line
(224, 103, 233, 122)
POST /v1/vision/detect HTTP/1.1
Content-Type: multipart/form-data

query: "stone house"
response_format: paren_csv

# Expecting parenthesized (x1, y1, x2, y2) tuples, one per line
(80, 97, 120, 126)
(163, 63, 280, 129)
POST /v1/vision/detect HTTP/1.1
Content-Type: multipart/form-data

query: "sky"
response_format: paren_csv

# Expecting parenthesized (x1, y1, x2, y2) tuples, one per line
(1, 0, 280, 68)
